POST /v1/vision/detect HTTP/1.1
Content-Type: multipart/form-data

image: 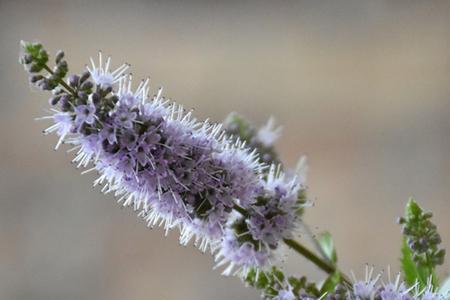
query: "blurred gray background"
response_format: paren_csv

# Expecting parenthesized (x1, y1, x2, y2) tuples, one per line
(1, 0, 449, 299)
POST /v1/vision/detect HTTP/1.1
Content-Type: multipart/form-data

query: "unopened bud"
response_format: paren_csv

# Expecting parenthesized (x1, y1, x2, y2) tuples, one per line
(21, 54, 33, 64)
(38, 79, 50, 90)
(38, 48, 49, 63)
(49, 95, 61, 106)
(68, 74, 79, 87)
(80, 70, 90, 83)
(109, 95, 119, 104)
(90, 92, 101, 105)
(80, 81, 93, 91)
(60, 95, 71, 111)
(77, 91, 87, 100)
(102, 86, 113, 95)
(29, 75, 43, 83)
(27, 63, 42, 73)
(55, 50, 65, 64)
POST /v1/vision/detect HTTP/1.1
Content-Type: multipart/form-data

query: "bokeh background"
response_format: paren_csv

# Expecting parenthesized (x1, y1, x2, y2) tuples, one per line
(1, 0, 449, 299)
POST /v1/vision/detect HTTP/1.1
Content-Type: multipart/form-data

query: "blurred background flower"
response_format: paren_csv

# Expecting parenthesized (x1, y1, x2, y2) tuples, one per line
(0, 1, 449, 299)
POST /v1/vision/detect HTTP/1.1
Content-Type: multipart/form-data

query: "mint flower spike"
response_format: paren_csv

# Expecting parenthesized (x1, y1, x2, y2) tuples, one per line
(20, 41, 267, 254)
(20, 41, 357, 299)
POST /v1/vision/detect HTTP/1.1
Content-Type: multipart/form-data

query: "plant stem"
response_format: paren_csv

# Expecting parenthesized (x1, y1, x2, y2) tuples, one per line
(283, 238, 335, 273)
(43, 65, 77, 96)
(283, 238, 351, 285)
(233, 204, 351, 285)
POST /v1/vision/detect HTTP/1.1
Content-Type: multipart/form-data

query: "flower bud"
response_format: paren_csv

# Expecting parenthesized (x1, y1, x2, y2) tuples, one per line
(38, 48, 49, 64)
(60, 95, 71, 112)
(49, 95, 61, 106)
(80, 71, 90, 83)
(38, 79, 50, 90)
(55, 61, 68, 77)
(90, 92, 101, 105)
(21, 54, 33, 65)
(102, 85, 113, 95)
(55, 50, 65, 64)
(109, 95, 119, 104)
(68, 74, 79, 88)
(27, 63, 43, 73)
(29, 75, 44, 83)
(80, 81, 93, 91)
(77, 91, 88, 100)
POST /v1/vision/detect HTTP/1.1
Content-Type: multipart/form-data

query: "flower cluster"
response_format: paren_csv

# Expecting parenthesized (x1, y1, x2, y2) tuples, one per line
(344, 267, 447, 300)
(267, 267, 448, 300)
(216, 165, 307, 275)
(20, 41, 307, 274)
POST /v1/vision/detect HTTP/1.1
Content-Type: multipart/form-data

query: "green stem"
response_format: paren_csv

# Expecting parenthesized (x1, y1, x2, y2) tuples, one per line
(283, 238, 335, 274)
(43, 65, 77, 96)
(233, 204, 351, 285)
(283, 238, 351, 285)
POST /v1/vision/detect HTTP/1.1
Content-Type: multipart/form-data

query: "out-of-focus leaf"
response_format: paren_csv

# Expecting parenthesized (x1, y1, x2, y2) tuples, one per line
(320, 272, 341, 295)
(318, 231, 337, 264)
(400, 238, 433, 289)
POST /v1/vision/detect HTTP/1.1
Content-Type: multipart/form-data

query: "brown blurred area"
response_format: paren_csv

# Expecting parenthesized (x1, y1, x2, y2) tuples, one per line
(1, 0, 450, 299)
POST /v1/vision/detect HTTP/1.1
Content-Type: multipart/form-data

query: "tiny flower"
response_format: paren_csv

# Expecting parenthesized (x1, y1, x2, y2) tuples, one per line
(117, 75, 150, 107)
(74, 102, 96, 126)
(256, 116, 282, 148)
(113, 105, 137, 129)
(376, 271, 415, 300)
(350, 266, 381, 299)
(99, 123, 117, 144)
(39, 112, 73, 149)
(119, 130, 138, 150)
(274, 285, 296, 300)
(215, 227, 271, 276)
(87, 51, 129, 87)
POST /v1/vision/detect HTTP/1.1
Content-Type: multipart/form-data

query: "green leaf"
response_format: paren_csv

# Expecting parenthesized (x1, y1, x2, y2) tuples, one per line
(320, 272, 341, 295)
(405, 198, 422, 219)
(401, 238, 423, 287)
(317, 231, 337, 264)
(400, 238, 436, 289)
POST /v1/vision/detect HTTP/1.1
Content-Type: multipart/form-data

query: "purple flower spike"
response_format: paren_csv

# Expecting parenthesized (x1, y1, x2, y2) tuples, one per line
(35, 51, 299, 270)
